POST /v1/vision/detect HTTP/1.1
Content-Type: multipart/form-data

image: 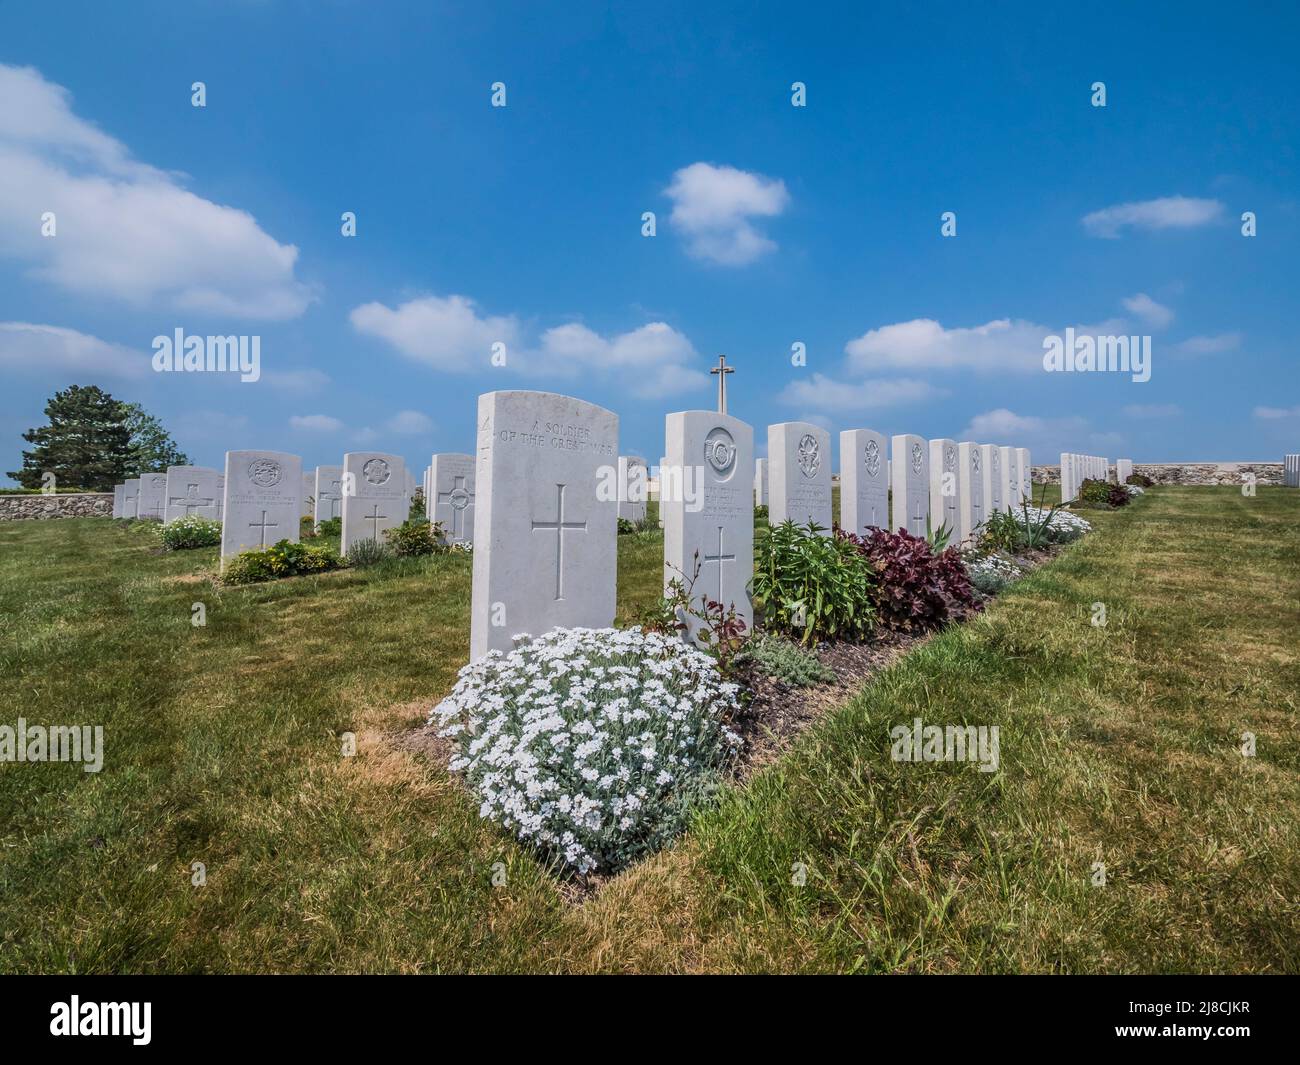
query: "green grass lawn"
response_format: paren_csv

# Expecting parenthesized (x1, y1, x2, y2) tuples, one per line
(1, 485, 1297, 973)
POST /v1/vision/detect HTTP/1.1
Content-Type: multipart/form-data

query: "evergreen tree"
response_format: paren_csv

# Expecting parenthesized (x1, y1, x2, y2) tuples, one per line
(6, 385, 134, 490)
(119, 402, 190, 473)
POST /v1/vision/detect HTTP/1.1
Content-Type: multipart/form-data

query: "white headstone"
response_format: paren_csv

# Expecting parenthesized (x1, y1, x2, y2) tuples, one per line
(1017, 448, 1031, 503)
(301, 472, 315, 515)
(215, 474, 224, 519)
(429, 452, 476, 544)
(663, 410, 753, 645)
(1116, 458, 1133, 484)
(617, 455, 649, 523)
(470, 391, 618, 659)
(112, 484, 125, 518)
(768, 422, 832, 533)
(890, 434, 929, 537)
(928, 438, 959, 539)
(314, 465, 343, 523)
(980, 444, 1004, 517)
(163, 466, 221, 522)
(136, 473, 167, 520)
(957, 441, 985, 544)
(839, 429, 889, 535)
(122, 478, 139, 519)
(997, 446, 1016, 510)
(1284, 454, 1299, 487)
(1060, 453, 1075, 502)
(341, 452, 407, 555)
(220, 451, 302, 562)
(753, 457, 769, 507)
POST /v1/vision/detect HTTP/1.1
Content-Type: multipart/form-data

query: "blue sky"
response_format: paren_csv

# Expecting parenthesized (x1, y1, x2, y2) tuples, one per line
(2, 0, 1297, 482)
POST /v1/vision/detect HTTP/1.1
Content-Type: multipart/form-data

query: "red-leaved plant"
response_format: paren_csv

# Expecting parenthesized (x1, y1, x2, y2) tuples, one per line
(837, 527, 976, 632)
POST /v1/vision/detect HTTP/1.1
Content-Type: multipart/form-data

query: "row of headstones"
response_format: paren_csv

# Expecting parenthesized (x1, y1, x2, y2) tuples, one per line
(465, 391, 1040, 660)
(1284, 454, 1300, 488)
(1060, 453, 1117, 502)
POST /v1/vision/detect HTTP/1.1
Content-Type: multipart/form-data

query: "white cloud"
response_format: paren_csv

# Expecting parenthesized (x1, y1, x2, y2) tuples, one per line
(0, 321, 146, 377)
(289, 414, 343, 432)
(779, 373, 940, 413)
(351, 293, 707, 397)
(0, 64, 312, 318)
(845, 318, 1056, 375)
(387, 409, 433, 435)
(349, 294, 518, 373)
(664, 162, 789, 266)
(956, 409, 1091, 454)
(1253, 405, 1300, 420)
(1081, 196, 1223, 238)
(1174, 332, 1241, 356)
(1121, 293, 1174, 329)
(1122, 403, 1181, 419)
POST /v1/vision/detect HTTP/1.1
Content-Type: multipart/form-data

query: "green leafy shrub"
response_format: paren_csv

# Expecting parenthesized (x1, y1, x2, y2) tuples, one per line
(315, 516, 341, 537)
(737, 633, 833, 686)
(841, 527, 974, 632)
(1126, 472, 1155, 488)
(754, 504, 769, 523)
(345, 537, 391, 567)
(383, 519, 445, 557)
(221, 539, 345, 585)
(752, 520, 876, 645)
(409, 490, 426, 521)
(1078, 477, 1130, 509)
(158, 514, 222, 550)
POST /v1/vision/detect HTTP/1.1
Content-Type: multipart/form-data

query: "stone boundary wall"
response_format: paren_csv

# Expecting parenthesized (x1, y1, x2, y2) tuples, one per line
(0, 493, 115, 520)
(1031, 462, 1285, 486)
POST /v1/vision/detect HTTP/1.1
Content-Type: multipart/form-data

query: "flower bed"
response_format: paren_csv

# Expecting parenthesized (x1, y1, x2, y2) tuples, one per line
(431, 627, 742, 875)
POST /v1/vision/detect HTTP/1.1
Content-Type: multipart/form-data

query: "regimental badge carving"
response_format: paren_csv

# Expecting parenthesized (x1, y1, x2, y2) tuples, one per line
(797, 433, 821, 478)
(910, 442, 923, 474)
(992, 449, 1000, 470)
(704, 427, 737, 479)
(449, 486, 470, 510)
(945, 445, 957, 471)
(362, 458, 391, 486)
(972, 450, 982, 474)
(247, 459, 282, 488)
(864, 439, 881, 478)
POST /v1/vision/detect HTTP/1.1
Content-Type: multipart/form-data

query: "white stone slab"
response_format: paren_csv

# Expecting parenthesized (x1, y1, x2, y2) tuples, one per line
(220, 450, 302, 561)
(617, 455, 649, 523)
(998, 446, 1016, 511)
(470, 391, 618, 659)
(980, 444, 1004, 517)
(314, 465, 343, 523)
(122, 478, 139, 519)
(768, 422, 832, 533)
(341, 452, 407, 555)
(215, 474, 224, 519)
(753, 457, 769, 507)
(163, 466, 221, 522)
(136, 473, 167, 520)
(957, 441, 985, 544)
(840, 429, 889, 535)
(1284, 454, 1299, 487)
(112, 484, 125, 518)
(1060, 453, 1075, 502)
(928, 438, 959, 539)
(890, 434, 929, 537)
(663, 411, 753, 645)
(1017, 448, 1031, 503)
(301, 472, 315, 515)
(429, 452, 476, 544)
(1116, 458, 1133, 484)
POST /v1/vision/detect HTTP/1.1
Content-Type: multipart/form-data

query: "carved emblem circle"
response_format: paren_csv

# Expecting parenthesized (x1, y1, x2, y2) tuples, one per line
(945, 444, 957, 471)
(362, 458, 391, 486)
(972, 449, 982, 474)
(704, 427, 737, 479)
(449, 487, 470, 510)
(247, 459, 282, 488)
(910, 442, 923, 474)
(797, 433, 821, 478)
(864, 439, 881, 478)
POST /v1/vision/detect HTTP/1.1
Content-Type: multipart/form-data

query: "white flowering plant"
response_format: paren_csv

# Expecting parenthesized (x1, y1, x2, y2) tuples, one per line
(964, 552, 1024, 595)
(431, 627, 742, 875)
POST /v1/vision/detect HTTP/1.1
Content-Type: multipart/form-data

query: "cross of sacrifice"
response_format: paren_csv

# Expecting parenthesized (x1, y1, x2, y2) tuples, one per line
(710, 354, 734, 414)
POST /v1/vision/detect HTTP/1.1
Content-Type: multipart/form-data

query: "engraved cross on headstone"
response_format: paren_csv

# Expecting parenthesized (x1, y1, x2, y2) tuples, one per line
(249, 510, 278, 547)
(437, 475, 475, 538)
(531, 483, 586, 600)
(710, 354, 734, 414)
(702, 525, 736, 604)
(365, 504, 388, 539)
(170, 482, 214, 516)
